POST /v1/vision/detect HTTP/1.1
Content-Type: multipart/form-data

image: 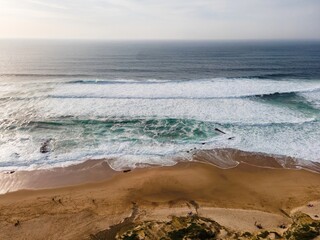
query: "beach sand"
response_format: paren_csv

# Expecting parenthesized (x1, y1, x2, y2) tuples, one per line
(0, 151, 320, 239)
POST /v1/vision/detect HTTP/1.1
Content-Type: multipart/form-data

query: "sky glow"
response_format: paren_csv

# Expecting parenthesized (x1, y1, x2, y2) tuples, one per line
(0, 0, 319, 39)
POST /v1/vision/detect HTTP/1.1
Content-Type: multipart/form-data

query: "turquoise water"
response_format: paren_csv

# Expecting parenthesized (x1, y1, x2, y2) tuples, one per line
(0, 41, 319, 170)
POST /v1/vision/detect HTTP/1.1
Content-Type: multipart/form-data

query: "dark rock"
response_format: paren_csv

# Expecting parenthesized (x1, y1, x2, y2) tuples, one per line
(257, 231, 269, 238)
(279, 224, 287, 229)
(40, 139, 53, 153)
(284, 212, 320, 240)
(113, 215, 225, 240)
(241, 232, 252, 237)
(88, 210, 320, 240)
(214, 128, 226, 134)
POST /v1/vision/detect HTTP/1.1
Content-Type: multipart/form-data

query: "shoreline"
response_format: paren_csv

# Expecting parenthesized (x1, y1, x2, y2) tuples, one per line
(0, 156, 320, 239)
(1, 148, 320, 194)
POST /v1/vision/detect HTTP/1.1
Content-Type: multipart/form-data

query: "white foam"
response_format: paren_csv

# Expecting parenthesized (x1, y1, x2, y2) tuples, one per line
(52, 78, 320, 99)
(2, 120, 319, 171)
(0, 136, 193, 171)
(226, 122, 320, 163)
(38, 98, 313, 125)
(1, 78, 320, 171)
(299, 90, 320, 109)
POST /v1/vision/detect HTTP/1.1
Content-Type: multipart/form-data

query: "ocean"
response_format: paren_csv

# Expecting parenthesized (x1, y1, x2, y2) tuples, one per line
(0, 40, 319, 171)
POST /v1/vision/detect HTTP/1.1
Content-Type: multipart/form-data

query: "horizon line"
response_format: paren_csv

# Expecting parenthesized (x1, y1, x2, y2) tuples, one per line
(1, 37, 320, 42)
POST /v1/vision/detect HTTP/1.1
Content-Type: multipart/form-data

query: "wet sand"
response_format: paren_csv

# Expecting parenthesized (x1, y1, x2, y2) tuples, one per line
(2, 149, 320, 195)
(0, 151, 320, 239)
(0, 159, 117, 194)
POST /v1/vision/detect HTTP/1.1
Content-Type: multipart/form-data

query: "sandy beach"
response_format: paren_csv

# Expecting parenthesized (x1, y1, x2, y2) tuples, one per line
(0, 151, 320, 239)
(1, 4, 320, 238)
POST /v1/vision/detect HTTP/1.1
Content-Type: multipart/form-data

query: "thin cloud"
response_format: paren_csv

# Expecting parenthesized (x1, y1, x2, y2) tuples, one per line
(0, 0, 319, 39)
(26, 0, 68, 10)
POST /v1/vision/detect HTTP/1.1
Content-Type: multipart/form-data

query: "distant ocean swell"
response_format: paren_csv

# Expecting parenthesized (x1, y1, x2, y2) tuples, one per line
(0, 77, 319, 171)
(1, 71, 319, 79)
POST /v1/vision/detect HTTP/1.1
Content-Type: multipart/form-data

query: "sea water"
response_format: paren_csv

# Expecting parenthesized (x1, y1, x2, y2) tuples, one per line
(0, 40, 319, 170)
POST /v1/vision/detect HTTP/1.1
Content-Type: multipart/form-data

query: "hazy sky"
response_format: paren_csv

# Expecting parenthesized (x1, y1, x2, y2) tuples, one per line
(0, 0, 319, 40)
